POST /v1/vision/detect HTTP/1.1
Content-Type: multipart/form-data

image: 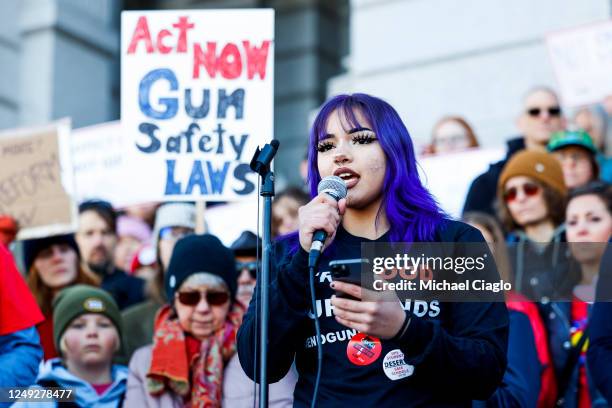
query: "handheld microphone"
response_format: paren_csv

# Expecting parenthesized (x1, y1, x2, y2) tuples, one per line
(308, 176, 347, 268)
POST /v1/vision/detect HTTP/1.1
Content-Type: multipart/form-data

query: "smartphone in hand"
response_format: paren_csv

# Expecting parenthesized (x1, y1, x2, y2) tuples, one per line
(329, 258, 369, 300)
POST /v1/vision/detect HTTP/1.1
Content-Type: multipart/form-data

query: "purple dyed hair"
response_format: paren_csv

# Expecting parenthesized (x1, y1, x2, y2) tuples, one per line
(307, 93, 446, 242)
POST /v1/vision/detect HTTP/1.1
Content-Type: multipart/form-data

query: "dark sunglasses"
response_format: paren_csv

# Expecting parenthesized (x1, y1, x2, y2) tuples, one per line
(526, 106, 562, 117)
(504, 182, 540, 203)
(236, 261, 259, 279)
(177, 290, 230, 306)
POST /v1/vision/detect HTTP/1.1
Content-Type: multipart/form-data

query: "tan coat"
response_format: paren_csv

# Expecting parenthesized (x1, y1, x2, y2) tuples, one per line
(125, 345, 297, 408)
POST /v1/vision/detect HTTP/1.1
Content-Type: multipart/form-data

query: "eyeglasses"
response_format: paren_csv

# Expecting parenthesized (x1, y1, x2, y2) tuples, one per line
(526, 107, 562, 117)
(159, 226, 193, 241)
(236, 261, 259, 279)
(177, 290, 230, 306)
(503, 182, 541, 203)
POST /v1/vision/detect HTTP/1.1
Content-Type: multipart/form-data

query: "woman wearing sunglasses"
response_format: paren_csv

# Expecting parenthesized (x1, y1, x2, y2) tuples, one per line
(497, 150, 576, 302)
(125, 234, 243, 407)
(122, 202, 196, 360)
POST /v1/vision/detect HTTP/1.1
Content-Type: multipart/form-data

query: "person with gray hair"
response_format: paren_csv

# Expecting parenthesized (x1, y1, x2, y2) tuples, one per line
(463, 86, 567, 217)
(125, 234, 243, 407)
(573, 104, 612, 183)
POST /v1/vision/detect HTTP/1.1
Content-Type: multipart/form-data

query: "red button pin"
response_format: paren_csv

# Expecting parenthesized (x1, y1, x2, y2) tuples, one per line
(346, 332, 382, 366)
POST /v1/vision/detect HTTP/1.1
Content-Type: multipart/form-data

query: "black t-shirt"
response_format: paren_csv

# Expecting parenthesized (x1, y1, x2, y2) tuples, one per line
(237, 220, 509, 407)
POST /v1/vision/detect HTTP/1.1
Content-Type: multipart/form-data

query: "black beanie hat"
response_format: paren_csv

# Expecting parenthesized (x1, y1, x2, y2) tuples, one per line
(165, 234, 237, 302)
(230, 231, 262, 257)
(22, 234, 80, 273)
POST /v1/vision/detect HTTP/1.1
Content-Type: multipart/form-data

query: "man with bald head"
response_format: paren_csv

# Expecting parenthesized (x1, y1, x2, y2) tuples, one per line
(463, 87, 566, 216)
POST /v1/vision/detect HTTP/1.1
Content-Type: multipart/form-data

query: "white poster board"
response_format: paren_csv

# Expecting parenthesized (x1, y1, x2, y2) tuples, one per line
(418, 148, 505, 219)
(71, 121, 135, 207)
(546, 20, 612, 107)
(121, 10, 274, 204)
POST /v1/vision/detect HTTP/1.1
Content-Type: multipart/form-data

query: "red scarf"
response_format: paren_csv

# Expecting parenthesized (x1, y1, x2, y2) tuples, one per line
(0, 245, 44, 335)
(147, 302, 244, 408)
(37, 312, 59, 360)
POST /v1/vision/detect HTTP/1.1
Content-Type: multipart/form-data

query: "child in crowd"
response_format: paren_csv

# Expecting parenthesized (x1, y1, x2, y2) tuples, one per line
(12, 285, 128, 407)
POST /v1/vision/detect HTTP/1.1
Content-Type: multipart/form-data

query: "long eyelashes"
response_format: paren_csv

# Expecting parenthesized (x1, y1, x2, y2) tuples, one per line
(317, 141, 334, 152)
(352, 133, 376, 145)
(316, 131, 377, 152)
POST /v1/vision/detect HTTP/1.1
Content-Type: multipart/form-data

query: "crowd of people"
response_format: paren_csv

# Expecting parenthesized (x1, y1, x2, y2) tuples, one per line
(0, 86, 611, 407)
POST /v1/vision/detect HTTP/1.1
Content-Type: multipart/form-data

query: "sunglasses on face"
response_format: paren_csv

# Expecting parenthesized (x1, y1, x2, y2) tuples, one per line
(236, 261, 259, 279)
(503, 182, 541, 203)
(526, 106, 562, 117)
(177, 290, 230, 306)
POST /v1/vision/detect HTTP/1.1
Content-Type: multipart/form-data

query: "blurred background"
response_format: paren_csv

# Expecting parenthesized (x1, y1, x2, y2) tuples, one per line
(1, 0, 609, 188)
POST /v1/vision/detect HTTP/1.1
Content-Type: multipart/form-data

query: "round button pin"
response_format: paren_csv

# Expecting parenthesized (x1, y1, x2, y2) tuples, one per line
(382, 349, 414, 381)
(346, 333, 382, 366)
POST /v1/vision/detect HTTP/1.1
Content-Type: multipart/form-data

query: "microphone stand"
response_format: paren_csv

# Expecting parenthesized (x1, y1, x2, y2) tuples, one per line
(249, 140, 280, 408)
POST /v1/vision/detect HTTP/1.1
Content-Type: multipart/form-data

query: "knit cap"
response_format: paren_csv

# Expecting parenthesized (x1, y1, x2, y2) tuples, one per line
(53, 285, 122, 353)
(498, 150, 567, 196)
(152, 203, 196, 251)
(22, 234, 80, 273)
(165, 234, 237, 302)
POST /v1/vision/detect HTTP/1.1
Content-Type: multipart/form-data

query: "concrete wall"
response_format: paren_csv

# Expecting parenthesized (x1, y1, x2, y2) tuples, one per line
(0, 1, 22, 128)
(329, 0, 612, 148)
(0, 0, 120, 130)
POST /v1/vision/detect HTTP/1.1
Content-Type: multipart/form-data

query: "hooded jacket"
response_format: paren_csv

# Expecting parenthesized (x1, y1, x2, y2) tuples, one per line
(506, 225, 578, 302)
(11, 358, 128, 408)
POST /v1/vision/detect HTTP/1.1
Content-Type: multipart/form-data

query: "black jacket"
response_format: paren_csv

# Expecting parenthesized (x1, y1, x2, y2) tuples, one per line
(462, 137, 525, 217)
(506, 226, 578, 302)
(100, 267, 146, 310)
(237, 220, 509, 407)
(588, 242, 612, 405)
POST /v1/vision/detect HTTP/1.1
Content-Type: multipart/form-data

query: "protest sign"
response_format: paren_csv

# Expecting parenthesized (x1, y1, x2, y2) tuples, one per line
(205, 201, 259, 246)
(71, 121, 140, 207)
(0, 120, 76, 239)
(546, 20, 612, 107)
(418, 147, 505, 219)
(121, 9, 274, 203)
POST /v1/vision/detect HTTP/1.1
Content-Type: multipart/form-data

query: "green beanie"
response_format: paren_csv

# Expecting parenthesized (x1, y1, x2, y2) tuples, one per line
(53, 285, 123, 353)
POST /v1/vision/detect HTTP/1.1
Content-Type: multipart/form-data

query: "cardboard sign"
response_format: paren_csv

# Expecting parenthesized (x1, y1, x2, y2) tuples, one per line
(546, 20, 612, 107)
(0, 121, 76, 239)
(121, 10, 274, 203)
